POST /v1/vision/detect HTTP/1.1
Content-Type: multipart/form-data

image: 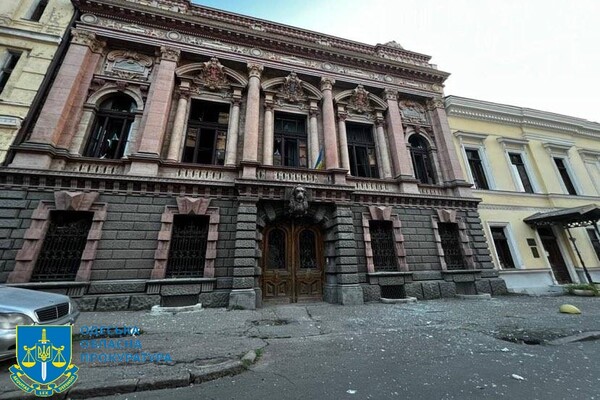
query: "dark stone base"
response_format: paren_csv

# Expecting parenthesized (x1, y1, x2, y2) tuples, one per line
(361, 277, 508, 302)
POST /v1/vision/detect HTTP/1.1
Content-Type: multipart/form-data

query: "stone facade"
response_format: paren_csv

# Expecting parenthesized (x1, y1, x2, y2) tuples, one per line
(0, 0, 74, 163)
(0, 0, 507, 310)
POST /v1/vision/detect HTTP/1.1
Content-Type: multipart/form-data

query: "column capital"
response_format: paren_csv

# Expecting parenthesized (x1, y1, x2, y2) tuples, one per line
(160, 46, 181, 62)
(336, 111, 347, 122)
(175, 88, 191, 101)
(71, 28, 106, 53)
(247, 63, 264, 79)
(426, 97, 445, 110)
(320, 77, 335, 91)
(309, 107, 320, 117)
(383, 88, 398, 101)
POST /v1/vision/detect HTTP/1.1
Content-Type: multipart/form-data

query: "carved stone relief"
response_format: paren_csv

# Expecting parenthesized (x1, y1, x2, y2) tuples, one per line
(277, 72, 306, 103)
(193, 57, 229, 91)
(347, 84, 372, 114)
(399, 100, 428, 124)
(104, 50, 153, 80)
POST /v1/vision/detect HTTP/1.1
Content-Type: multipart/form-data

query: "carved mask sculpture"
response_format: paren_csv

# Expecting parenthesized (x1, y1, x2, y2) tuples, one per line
(288, 186, 309, 217)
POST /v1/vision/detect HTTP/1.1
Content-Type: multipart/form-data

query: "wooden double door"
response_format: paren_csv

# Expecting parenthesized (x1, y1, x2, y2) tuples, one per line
(262, 222, 324, 303)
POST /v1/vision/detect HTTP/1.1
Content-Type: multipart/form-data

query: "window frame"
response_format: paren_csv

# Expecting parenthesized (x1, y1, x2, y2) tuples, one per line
(346, 121, 379, 179)
(273, 111, 308, 168)
(0, 50, 22, 95)
(454, 131, 495, 190)
(24, 0, 48, 22)
(543, 142, 582, 196)
(587, 227, 600, 262)
(182, 99, 229, 166)
(552, 156, 579, 195)
(84, 94, 137, 159)
(487, 223, 522, 270)
(506, 151, 537, 193)
(463, 146, 492, 190)
(408, 133, 436, 185)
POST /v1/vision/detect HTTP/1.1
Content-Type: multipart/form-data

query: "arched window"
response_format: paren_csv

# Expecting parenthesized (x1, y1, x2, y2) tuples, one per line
(409, 134, 436, 184)
(84, 94, 136, 159)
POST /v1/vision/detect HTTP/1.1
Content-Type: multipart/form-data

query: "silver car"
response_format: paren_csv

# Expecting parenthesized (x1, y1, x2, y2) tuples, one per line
(0, 286, 80, 361)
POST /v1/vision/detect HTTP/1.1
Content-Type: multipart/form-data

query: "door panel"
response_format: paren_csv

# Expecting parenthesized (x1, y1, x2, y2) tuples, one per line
(538, 227, 572, 284)
(262, 223, 323, 303)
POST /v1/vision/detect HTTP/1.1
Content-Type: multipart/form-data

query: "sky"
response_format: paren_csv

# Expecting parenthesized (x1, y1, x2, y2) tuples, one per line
(191, 0, 600, 123)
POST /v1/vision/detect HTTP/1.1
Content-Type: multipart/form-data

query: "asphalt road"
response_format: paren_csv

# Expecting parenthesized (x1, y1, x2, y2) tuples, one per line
(89, 296, 600, 400)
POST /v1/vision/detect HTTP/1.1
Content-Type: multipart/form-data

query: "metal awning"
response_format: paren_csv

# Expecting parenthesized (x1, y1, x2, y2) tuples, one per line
(524, 204, 600, 228)
(524, 204, 600, 284)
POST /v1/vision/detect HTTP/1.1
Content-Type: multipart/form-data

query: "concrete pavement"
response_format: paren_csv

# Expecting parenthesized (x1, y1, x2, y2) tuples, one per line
(1, 295, 599, 399)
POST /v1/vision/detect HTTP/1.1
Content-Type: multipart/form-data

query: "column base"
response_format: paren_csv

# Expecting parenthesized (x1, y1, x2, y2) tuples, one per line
(128, 159, 159, 176)
(9, 151, 53, 170)
(340, 284, 364, 305)
(228, 288, 257, 310)
(323, 284, 365, 305)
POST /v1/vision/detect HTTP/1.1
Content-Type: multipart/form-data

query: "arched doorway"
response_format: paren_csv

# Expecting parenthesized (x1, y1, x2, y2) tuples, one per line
(262, 220, 324, 303)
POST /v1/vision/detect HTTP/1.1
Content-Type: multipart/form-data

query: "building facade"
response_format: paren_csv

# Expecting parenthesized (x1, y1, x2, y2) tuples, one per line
(0, 0, 74, 163)
(0, 0, 507, 311)
(446, 96, 600, 294)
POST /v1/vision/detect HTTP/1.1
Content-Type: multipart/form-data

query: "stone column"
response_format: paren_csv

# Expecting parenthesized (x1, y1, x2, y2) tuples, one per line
(166, 88, 190, 162)
(262, 100, 274, 166)
(375, 115, 392, 178)
(224, 90, 242, 166)
(309, 103, 319, 168)
(384, 89, 419, 193)
(337, 109, 350, 173)
(427, 98, 471, 196)
(241, 63, 263, 164)
(137, 46, 180, 156)
(228, 200, 259, 309)
(321, 77, 339, 170)
(11, 29, 105, 169)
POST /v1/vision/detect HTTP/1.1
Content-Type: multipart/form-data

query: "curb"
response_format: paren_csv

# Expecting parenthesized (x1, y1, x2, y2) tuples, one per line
(0, 353, 255, 400)
(548, 331, 600, 346)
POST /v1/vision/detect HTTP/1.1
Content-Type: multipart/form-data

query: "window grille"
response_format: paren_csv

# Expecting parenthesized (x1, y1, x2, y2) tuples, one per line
(165, 215, 209, 278)
(31, 211, 93, 282)
(438, 223, 465, 270)
(369, 221, 398, 271)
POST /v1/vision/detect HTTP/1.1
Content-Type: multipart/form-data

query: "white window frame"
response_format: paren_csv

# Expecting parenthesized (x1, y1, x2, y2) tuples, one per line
(578, 149, 600, 196)
(586, 225, 600, 263)
(498, 138, 539, 194)
(543, 143, 582, 195)
(454, 131, 495, 190)
(486, 222, 522, 270)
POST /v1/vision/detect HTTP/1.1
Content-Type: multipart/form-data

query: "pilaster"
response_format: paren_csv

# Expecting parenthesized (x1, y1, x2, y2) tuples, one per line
(241, 63, 263, 164)
(10, 29, 105, 169)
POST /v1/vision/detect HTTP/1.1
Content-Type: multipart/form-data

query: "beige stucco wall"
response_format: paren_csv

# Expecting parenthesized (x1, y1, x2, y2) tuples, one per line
(447, 104, 600, 290)
(0, 0, 74, 162)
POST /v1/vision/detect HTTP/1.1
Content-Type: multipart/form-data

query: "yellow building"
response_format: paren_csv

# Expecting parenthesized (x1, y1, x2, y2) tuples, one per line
(446, 96, 600, 294)
(0, 0, 74, 163)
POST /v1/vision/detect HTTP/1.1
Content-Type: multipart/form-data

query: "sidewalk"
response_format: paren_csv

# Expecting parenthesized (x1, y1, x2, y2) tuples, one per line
(1, 295, 599, 399)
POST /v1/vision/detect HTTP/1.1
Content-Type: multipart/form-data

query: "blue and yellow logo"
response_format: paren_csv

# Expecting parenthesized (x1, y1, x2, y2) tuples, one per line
(9, 326, 78, 397)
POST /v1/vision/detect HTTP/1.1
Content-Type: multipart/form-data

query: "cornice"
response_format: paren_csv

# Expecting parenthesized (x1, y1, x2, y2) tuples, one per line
(0, 26, 62, 44)
(445, 95, 600, 140)
(79, 19, 442, 97)
(72, 0, 449, 84)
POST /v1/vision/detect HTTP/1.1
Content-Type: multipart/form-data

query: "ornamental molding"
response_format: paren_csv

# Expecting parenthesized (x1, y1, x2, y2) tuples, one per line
(78, 15, 445, 96)
(399, 100, 428, 124)
(71, 28, 105, 53)
(160, 46, 180, 62)
(105, 50, 153, 80)
(445, 96, 600, 139)
(578, 149, 600, 162)
(193, 57, 229, 91)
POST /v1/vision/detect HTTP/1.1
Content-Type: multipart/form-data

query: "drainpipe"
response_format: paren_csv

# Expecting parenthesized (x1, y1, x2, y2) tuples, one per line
(3, 8, 80, 166)
(565, 227, 593, 284)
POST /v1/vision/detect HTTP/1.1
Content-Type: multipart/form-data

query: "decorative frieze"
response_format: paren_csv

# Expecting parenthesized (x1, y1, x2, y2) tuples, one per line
(80, 15, 445, 95)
